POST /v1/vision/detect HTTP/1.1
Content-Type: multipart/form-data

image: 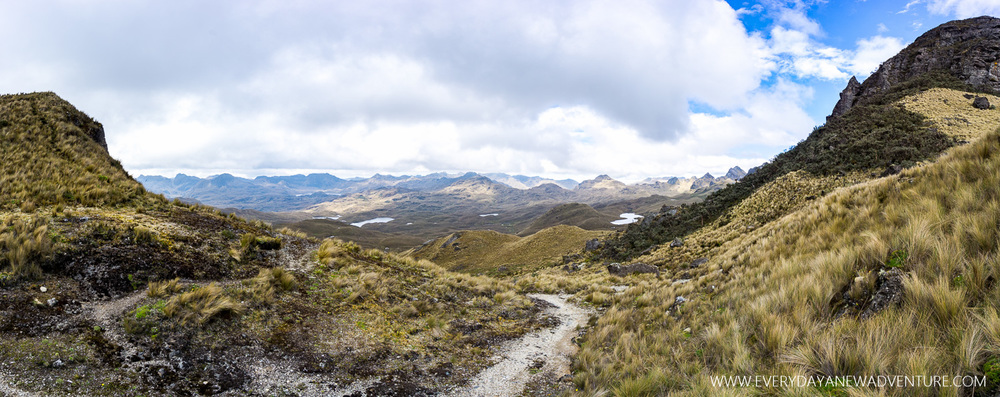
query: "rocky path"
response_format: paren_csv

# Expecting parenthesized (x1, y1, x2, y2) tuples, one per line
(445, 294, 590, 397)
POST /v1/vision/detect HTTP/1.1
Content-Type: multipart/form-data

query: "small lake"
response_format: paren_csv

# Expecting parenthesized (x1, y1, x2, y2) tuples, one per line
(611, 213, 643, 225)
(312, 215, 342, 220)
(479, 213, 499, 217)
(351, 217, 394, 227)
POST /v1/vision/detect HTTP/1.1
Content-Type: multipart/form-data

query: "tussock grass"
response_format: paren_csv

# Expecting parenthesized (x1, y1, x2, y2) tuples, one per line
(0, 215, 53, 281)
(147, 277, 182, 298)
(0, 92, 153, 209)
(163, 283, 244, 326)
(570, 123, 1000, 394)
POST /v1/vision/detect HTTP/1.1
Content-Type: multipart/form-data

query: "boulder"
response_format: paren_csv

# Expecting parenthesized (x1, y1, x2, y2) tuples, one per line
(689, 258, 708, 268)
(860, 268, 905, 319)
(973, 96, 991, 109)
(607, 262, 660, 277)
(584, 239, 602, 252)
(670, 238, 684, 248)
(879, 164, 904, 177)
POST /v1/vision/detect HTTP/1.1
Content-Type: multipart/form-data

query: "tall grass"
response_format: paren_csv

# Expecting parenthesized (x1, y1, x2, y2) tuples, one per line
(0, 216, 53, 281)
(570, 126, 1000, 395)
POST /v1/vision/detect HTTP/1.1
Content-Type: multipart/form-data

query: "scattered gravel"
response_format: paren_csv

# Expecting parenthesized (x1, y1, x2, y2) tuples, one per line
(445, 294, 590, 397)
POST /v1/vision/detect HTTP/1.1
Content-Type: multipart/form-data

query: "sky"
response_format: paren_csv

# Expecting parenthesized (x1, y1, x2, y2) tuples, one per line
(1, 0, 999, 183)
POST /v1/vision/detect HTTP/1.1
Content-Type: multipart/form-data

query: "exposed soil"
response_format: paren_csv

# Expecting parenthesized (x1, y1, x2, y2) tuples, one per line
(444, 294, 590, 397)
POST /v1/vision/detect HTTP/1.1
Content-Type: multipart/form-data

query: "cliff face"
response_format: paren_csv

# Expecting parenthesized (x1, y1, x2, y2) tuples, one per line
(830, 16, 1000, 119)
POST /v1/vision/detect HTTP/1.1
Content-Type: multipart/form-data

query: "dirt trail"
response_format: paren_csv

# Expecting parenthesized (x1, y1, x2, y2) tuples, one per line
(446, 294, 590, 397)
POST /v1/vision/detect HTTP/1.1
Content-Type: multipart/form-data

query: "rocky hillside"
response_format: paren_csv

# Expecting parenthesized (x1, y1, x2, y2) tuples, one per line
(599, 16, 1000, 260)
(0, 93, 559, 396)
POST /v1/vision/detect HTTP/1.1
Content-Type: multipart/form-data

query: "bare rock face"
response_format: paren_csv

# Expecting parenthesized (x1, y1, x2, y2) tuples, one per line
(828, 76, 862, 121)
(828, 16, 1000, 120)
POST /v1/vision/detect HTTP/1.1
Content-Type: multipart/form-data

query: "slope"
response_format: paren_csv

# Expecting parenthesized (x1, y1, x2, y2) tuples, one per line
(414, 225, 604, 275)
(0, 92, 555, 395)
(600, 16, 1000, 260)
(566, 122, 1000, 395)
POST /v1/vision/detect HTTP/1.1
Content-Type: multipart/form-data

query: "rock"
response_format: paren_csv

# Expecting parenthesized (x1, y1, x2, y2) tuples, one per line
(973, 96, 991, 109)
(584, 239, 602, 252)
(40, 286, 47, 292)
(964, 94, 976, 99)
(497, 265, 509, 273)
(562, 254, 582, 264)
(675, 296, 688, 304)
(836, 16, 1000, 117)
(562, 263, 581, 273)
(828, 76, 862, 121)
(607, 262, 660, 277)
(689, 258, 708, 268)
(860, 268, 905, 319)
(558, 374, 574, 383)
(47, 298, 57, 307)
(670, 238, 684, 248)
(879, 164, 904, 177)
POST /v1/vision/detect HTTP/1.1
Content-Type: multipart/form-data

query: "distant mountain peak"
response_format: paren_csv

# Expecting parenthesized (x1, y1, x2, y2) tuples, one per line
(725, 166, 747, 180)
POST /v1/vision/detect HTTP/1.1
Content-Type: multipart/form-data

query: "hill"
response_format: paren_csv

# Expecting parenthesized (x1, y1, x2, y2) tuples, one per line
(599, 16, 1000, 260)
(0, 92, 557, 395)
(413, 225, 604, 275)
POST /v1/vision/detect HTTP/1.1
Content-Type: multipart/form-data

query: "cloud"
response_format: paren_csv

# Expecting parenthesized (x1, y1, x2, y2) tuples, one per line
(926, 0, 1000, 18)
(1, 0, 858, 181)
(847, 36, 907, 76)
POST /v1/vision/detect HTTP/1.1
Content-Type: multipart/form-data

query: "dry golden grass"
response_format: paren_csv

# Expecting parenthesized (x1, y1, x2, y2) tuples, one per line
(163, 283, 244, 326)
(0, 215, 53, 281)
(413, 225, 604, 274)
(897, 88, 1000, 142)
(567, 118, 1000, 393)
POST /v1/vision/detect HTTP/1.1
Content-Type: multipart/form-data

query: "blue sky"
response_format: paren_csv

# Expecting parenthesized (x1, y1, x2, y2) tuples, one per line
(0, 0, 997, 182)
(727, 0, 956, 127)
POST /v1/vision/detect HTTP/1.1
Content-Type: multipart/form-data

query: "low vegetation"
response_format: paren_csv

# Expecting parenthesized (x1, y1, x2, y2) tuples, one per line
(413, 225, 604, 275)
(600, 71, 976, 260)
(568, 125, 1000, 395)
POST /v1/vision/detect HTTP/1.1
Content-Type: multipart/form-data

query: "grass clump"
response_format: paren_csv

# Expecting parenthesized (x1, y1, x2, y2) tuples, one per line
(249, 267, 297, 302)
(163, 283, 244, 326)
(147, 277, 183, 298)
(0, 216, 54, 281)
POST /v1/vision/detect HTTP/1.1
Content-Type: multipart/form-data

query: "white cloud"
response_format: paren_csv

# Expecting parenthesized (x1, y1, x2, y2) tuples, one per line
(926, 0, 1000, 18)
(848, 36, 907, 76)
(877, 23, 889, 32)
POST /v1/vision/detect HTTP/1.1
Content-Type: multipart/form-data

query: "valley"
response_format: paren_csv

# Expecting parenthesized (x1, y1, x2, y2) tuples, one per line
(3, 13, 1000, 397)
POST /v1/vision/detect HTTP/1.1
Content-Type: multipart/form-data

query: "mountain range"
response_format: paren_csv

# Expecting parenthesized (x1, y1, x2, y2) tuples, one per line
(137, 168, 747, 212)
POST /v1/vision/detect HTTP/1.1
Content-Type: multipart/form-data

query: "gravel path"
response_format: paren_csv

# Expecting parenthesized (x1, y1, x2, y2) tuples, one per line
(446, 294, 590, 397)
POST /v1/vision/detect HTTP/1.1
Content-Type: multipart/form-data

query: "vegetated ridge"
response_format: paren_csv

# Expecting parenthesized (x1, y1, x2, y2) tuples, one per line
(0, 92, 566, 395)
(599, 16, 1000, 260)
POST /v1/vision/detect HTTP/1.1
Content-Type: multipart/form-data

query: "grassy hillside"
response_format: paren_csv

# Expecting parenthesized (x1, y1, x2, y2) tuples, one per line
(562, 123, 1000, 394)
(601, 73, 997, 259)
(0, 92, 151, 210)
(274, 218, 427, 251)
(0, 92, 554, 395)
(518, 203, 618, 236)
(414, 225, 604, 275)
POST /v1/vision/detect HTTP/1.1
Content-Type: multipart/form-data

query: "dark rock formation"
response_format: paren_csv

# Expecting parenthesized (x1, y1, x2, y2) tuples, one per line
(828, 76, 862, 121)
(689, 258, 708, 268)
(974, 96, 991, 109)
(829, 16, 1000, 120)
(584, 239, 602, 252)
(670, 238, 684, 248)
(860, 269, 904, 319)
(607, 262, 660, 277)
(879, 164, 904, 177)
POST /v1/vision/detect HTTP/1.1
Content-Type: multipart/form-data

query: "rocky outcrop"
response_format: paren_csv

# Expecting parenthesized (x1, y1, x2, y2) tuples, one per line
(828, 76, 861, 121)
(829, 16, 1000, 120)
(606, 262, 660, 277)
